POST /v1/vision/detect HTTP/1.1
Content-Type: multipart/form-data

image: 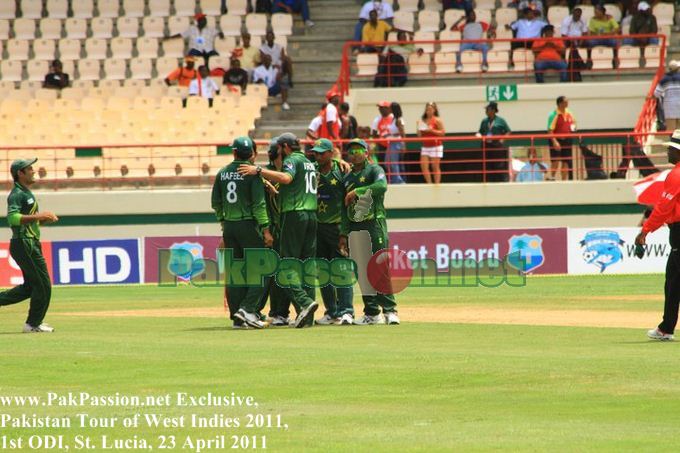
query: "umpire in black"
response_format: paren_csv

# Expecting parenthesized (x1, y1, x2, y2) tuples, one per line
(637, 130, 680, 341)
(0, 158, 59, 333)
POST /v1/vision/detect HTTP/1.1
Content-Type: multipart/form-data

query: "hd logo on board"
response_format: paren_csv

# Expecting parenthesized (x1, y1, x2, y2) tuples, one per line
(51, 239, 141, 285)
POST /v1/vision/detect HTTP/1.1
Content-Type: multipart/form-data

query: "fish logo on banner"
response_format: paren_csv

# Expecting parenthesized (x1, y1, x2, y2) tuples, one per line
(579, 230, 624, 273)
(507, 234, 545, 273)
(167, 241, 206, 281)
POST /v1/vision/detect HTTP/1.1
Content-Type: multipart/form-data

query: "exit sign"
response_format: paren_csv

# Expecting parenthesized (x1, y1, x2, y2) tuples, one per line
(486, 84, 518, 102)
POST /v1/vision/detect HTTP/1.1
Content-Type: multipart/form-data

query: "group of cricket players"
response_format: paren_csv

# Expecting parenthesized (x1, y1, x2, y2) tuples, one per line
(211, 132, 400, 329)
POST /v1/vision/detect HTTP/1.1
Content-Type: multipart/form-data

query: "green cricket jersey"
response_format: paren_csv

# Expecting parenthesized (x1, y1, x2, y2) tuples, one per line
(316, 160, 345, 225)
(280, 151, 318, 213)
(264, 163, 281, 236)
(211, 160, 269, 227)
(342, 162, 388, 233)
(7, 182, 40, 240)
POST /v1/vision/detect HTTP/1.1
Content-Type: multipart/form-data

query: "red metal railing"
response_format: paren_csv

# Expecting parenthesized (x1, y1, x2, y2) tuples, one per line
(0, 131, 668, 190)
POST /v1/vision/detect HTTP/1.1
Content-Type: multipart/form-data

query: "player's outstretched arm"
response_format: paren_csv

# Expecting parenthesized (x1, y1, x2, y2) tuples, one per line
(238, 164, 293, 185)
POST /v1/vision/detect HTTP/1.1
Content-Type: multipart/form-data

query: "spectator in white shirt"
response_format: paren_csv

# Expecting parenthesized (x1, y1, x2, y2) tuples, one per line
(188, 65, 220, 107)
(165, 13, 224, 69)
(253, 54, 290, 110)
(354, 0, 394, 42)
(306, 113, 324, 141)
(561, 7, 588, 41)
(515, 148, 547, 182)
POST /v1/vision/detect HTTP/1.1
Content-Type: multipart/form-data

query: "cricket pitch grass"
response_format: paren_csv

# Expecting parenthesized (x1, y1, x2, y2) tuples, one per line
(1, 274, 679, 452)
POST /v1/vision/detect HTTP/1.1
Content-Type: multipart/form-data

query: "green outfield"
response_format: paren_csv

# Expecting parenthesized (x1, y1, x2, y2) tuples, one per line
(0, 274, 679, 452)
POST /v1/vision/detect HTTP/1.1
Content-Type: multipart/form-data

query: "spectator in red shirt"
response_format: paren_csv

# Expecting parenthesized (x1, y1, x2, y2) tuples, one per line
(547, 96, 576, 180)
(532, 25, 568, 83)
(637, 130, 680, 340)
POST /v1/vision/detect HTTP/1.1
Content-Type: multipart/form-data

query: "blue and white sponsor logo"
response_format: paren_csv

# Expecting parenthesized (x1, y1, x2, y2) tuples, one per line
(507, 234, 545, 273)
(167, 241, 206, 281)
(579, 230, 624, 273)
(52, 239, 141, 285)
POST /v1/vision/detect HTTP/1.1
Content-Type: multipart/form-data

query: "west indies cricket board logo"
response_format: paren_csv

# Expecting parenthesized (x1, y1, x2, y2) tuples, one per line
(579, 230, 624, 273)
(167, 241, 206, 281)
(507, 234, 545, 273)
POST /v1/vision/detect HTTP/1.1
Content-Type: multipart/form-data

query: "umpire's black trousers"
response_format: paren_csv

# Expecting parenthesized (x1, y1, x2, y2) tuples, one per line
(659, 223, 680, 334)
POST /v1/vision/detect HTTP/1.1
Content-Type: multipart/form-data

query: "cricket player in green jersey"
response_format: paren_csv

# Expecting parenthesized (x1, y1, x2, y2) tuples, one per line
(311, 138, 355, 325)
(258, 137, 295, 327)
(0, 158, 58, 333)
(212, 137, 273, 330)
(340, 139, 400, 325)
(238, 132, 319, 328)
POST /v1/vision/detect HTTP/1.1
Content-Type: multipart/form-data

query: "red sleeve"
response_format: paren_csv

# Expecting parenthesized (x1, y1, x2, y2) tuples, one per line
(643, 168, 680, 233)
(481, 22, 490, 32)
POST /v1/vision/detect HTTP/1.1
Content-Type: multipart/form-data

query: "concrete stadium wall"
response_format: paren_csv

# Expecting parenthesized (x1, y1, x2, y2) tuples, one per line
(0, 180, 645, 241)
(346, 81, 650, 134)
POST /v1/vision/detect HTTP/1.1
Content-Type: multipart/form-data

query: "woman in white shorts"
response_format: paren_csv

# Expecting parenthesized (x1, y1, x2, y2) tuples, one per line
(417, 102, 446, 184)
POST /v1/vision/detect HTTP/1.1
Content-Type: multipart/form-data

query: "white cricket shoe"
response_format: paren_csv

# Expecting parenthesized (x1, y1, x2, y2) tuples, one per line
(232, 320, 250, 330)
(647, 328, 674, 341)
(354, 314, 385, 325)
(336, 313, 354, 325)
(281, 102, 291, 111)
(23, 323, 55, 333)
(316, 314, 337, 325)
(293, 301, 319, 328)
(385, 312, 400, 325)
(234, 309, 266, 329)
(268, 316, 290, 327)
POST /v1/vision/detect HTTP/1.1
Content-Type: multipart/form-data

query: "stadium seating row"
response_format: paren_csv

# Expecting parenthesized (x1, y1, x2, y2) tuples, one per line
(0, 13, 292, 40)
(356, 45, 663, 75)
(0, 0, 253, 20)
(387, 3, 674, 33)
(0, 33, 281, 60)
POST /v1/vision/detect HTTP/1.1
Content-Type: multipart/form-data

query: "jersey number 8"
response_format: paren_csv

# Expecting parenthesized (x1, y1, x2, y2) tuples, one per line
(227, 181, 238, 203)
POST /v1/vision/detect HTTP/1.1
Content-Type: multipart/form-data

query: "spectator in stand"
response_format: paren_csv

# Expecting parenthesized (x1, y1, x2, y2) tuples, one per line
(654, 60, 680, 131)
(362, 9, 392, 53)
(587, 4, 620, 67)
(260, 31, 293, 109)
(253, 54, 290, 110)
(354, 0, 394, 43)
(272, 0, 314, 28)
(516, 148, 547, 182)
(43, 60, 70, 89)
(223, 58, 249, 94)
(418, 102, 446, 185)
(532, 25, 568, 83)
(357, 125, 378, 164)
(507, 8, 547, 66)
(451, 10, 495, 73)
(189, 65, 220, 107)
(547, 95, 577, 180)
(371, 101, 394, 171)
(513, 0, 544, 18)
(443, 0, 473, 13)
(624, 1, 659, 49)
(561, 7, 588, 41)
(165, 13, 224, 68)
(375, 30, 421, 87)
(233, 32, 260, 75)
(476, 102, 511, 182)
(164, 55, 198, 87)
(382, 102, 406, 184)
(317, 90, 341, 141)
(340, 102, 358, 143)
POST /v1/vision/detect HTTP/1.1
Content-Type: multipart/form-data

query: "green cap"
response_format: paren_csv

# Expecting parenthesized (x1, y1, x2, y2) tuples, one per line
(311, 138, 334, 153)
(347, 138, 368, 152)
(277, 132, 300, 149)
(232, 136, 254, 154)
(10, 158, 38, 179)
